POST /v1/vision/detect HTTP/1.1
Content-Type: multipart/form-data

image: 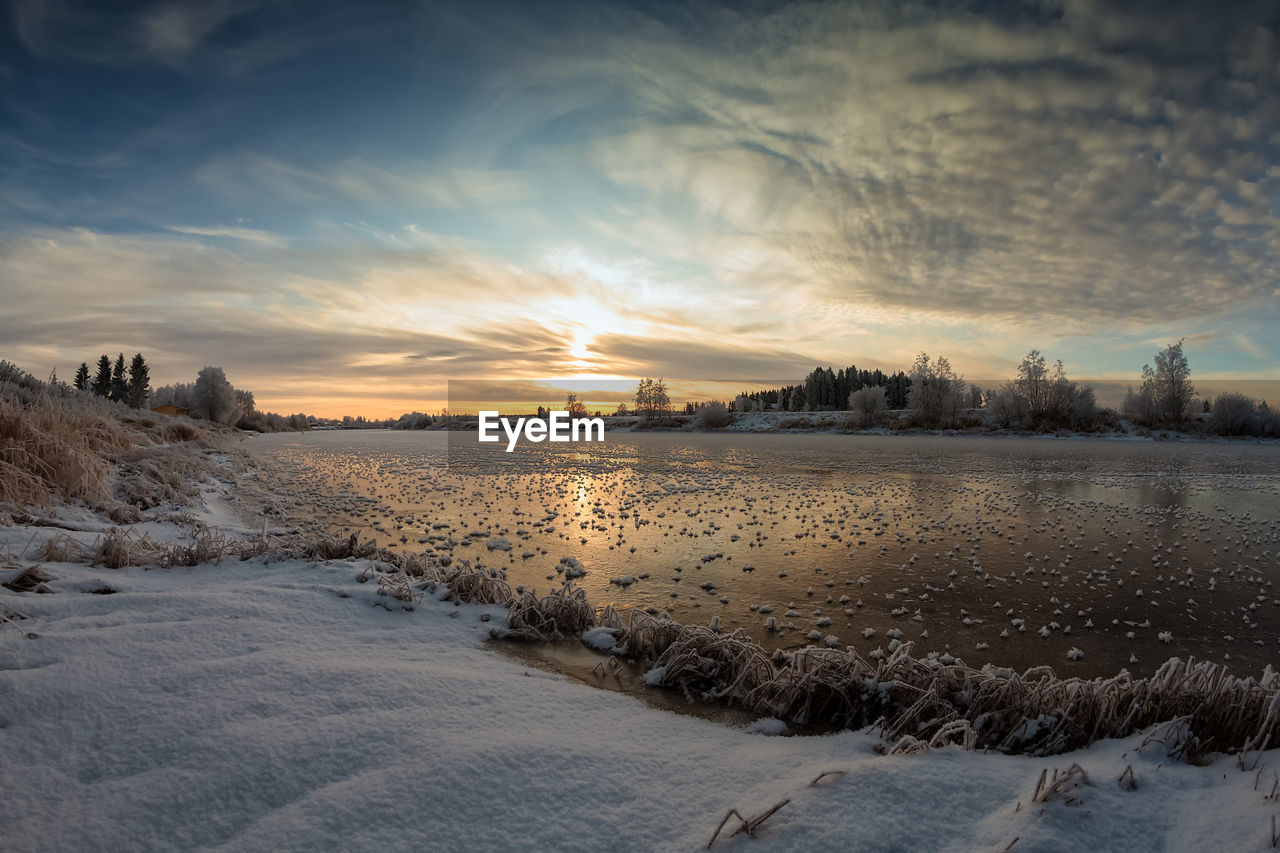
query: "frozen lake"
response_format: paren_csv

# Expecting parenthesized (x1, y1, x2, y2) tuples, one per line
(247, 430, 1280, 678)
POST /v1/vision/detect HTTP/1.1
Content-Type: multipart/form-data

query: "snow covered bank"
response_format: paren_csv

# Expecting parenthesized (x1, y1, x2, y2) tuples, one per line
(4, 547, 1280, 852)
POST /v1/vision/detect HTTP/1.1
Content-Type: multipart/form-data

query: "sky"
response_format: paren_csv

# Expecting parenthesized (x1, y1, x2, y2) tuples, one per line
(1, 0, 1278, 418)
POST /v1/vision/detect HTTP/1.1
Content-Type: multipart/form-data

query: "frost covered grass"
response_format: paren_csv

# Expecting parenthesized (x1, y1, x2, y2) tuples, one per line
(0, 386, 130, 506)
(637, 627, 1280, 760)
(239, 539, 1280, 763)
(0, 370, 221, 517)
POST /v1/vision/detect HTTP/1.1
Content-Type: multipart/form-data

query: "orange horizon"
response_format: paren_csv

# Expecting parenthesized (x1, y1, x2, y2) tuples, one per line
(252, 377, 1280, 421)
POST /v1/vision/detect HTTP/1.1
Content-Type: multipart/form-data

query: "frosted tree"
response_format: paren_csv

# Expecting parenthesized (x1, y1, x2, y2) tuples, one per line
(694, 400, 730, 428)
(1007, 351, 1096, 429)
(1145, 340, 1195, 425)
(1122, 383, 1157, 425)
(907, 352, 965, 428)
(151, 382, 197, 410)
(194, 367, 242, 424)
(634, 378, 670, 418)
(1209, 392, 1256, 435)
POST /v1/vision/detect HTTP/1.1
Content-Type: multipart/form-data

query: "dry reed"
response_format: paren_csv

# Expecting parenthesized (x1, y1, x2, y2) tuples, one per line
(0, 369, 217, 515)
(705, 800, 791, 848)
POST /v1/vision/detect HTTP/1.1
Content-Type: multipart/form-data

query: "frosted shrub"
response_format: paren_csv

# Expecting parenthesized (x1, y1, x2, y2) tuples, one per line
(695, 401, 731, 429)
(1209, 392, 1261, 436)
(847, 385, 886, 428)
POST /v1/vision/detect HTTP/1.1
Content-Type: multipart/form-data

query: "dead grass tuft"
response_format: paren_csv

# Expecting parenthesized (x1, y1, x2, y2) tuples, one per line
(35, 534, 85, 563)
(115, 444, 218, 509)
(1032, 764, 1090, 805)
(89, 524, 239, 569)
(2, 563, 54, 593)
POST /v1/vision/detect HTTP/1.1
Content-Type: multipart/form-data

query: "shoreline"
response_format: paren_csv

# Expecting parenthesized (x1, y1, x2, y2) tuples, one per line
(5, 441, 1276, 742)
(360, 418, 1280, 446)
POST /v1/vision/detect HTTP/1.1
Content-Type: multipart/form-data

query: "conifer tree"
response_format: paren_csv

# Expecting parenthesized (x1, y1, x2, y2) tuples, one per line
(92, 354, 112, 397)
(127, 353, 150, 409)
(74, 362, 90, 391)
(110, 353, 127, 401)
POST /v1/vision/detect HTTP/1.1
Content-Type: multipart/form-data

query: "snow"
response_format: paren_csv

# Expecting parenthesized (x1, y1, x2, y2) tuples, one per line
(3, 482, 1280, 851)
(582, 626, 621, 651)
(2, 551, 1277, 852)
(745, 718, 789, 736)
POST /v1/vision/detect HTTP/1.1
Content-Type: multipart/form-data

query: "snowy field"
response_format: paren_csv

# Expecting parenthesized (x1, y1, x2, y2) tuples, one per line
(4, 549, 1280, 853)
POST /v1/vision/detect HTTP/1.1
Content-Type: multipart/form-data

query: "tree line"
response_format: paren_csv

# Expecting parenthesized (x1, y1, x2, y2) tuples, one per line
(68, 352, 310, 432)
(678, 341, 1274, 436)
(152, 366, 309, 431)
(74, 353, 151, 409)
(734, 365, 912, 413)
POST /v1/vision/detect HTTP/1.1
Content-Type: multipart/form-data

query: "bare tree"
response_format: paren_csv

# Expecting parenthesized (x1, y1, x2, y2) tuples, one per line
(634, 378, 670, 419)
(1134, 340, 1195, 426)
(907, 352, 965, 428)
(1015, 350, 1050, 418)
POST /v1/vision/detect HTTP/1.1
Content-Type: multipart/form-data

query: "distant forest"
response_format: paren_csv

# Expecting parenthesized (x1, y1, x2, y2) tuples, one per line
(15, 339, 1274, 439)
(697, 342, 1276, 437)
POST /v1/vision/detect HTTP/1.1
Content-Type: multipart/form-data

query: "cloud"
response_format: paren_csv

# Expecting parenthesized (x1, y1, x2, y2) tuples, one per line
(8, 0, 397, 77)
(508, 1, 1280, 332)
(2, 227, 836, 414)
(167, 225, 285, 246)
(3, 0, 1276, 407)
(139, 2, 252, 62)
(586, 334, 822, 381)
(1233, 333, 1269, 360)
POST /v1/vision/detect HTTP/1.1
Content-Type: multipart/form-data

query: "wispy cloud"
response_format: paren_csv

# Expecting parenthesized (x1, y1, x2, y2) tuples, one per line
(167, 224, 285, 247)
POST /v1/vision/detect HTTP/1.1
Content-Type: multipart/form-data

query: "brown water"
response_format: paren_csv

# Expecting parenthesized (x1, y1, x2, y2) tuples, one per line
(246, 430, 1280, 679)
